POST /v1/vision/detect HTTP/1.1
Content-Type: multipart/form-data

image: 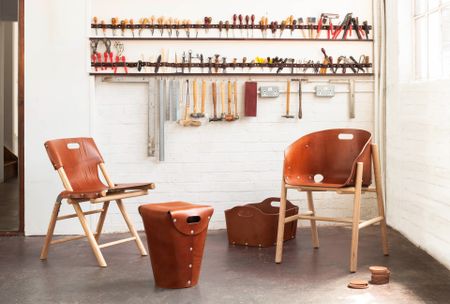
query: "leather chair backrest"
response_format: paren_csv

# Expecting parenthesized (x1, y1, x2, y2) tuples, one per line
(284, 129, 372, 187)
(44, 138, 107, 191)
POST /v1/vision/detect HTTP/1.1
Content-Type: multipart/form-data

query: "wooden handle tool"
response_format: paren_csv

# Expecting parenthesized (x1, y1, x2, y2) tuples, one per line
(201, 80, 206, 115)
(210, 81, 221, 121)
(282, 80, 294, 118)
(233, 81, 239, 119)
(220, 81, 226, 118)
(225, 81, 233, 121)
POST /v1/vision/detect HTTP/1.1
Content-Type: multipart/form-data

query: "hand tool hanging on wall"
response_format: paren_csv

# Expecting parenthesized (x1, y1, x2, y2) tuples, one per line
(244, 81, 257, 117)
(130, 19, 135, 37)
(169, 79, 180, 121)
(175, 19, 181, 38)
(113, 41, 127, 74)
(220, 81, 226, 119)
(292, 79, 305, 119)
(218, 21, 224, 37)
(93, 17, 98, 35)
(282, 80, 294, 118)
(120, 19, 128, 36)
(298, 18, 306, 38)
(101, 20, 106, 36)
(232, 14, 237, 38)
(225, 21, 230, 38)
(179, 80, 201, 127)
(204, 16, 212, 34)
(191, 80, 203, 118)
(139, 18, 148, 36)
(279, 20, 286, 38)
(167, 17, 173, 37)
(185, 19, 191, 38)
(157, 16, 164, 36)
(320, 48, 330, 74)
(291, 18, 297, 36)
(196, 20, 201, 38)
(201, 80, 207, 117)
(149, 16, 156, 36)
(349, 56, 366, 73)
(245, 15, 250, 37)
(214, 54, 220, 73)
(91, 40, 100, 71)
(103, 39, 113, 70)
(307, 17, 316, 38)
(233, 81, 239, 120)
(210, 81, 221, 121)
(238, 14, 243, 37)
(156, 79, 166, 161)
(251, 15, 255, 37)
(225, 81, 235, 121)
(154, 54, 162, 73)
(111, 17, 118, 36)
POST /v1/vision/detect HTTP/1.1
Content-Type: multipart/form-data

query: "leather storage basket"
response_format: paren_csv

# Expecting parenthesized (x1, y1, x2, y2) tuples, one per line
(139, 202, 214, 289)
(225, 197, 298, 247)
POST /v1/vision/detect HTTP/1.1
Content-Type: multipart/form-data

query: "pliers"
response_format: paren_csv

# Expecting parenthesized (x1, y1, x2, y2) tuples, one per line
(90, 40, 101, 71)
(103, 39, 113, 70)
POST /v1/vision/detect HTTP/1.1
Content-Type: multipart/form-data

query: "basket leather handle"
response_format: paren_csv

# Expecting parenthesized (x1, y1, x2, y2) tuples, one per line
(260, 197, 294, 208)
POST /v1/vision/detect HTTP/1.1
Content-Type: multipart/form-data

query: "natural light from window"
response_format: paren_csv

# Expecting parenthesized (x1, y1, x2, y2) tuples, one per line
(413, 0, 450, 80)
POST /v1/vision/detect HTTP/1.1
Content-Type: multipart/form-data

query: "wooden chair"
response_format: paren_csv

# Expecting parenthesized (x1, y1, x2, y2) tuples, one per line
(40, 137, 155, 267)
(275, 129, 389, 272)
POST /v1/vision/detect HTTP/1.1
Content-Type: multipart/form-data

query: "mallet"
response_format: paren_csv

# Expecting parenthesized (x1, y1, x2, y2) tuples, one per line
(209, 81, 222, 122)
(225, 80, 235, 121)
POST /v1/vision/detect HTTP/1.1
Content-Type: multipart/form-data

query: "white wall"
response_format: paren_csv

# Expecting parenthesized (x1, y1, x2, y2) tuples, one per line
(386, 0, 450, 269)
(26, 0, 378, 235)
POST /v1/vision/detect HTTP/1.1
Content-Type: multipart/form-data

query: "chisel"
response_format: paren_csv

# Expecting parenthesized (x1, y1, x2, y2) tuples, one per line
(93, 16, 98, 35)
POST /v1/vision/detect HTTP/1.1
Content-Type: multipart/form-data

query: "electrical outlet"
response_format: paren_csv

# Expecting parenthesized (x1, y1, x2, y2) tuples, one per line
(260, 86, 280, 97)
(315, 85, 335, 97)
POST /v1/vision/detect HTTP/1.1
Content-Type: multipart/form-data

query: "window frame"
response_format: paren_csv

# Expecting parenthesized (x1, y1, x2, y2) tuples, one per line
(412, 0, 450, 81)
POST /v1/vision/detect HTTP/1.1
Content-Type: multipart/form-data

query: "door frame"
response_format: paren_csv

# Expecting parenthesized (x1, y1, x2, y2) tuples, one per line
(1, 0, 24, 236)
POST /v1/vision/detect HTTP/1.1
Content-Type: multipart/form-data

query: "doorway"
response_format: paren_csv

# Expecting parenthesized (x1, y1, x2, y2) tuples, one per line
(0, 0, 23, 234)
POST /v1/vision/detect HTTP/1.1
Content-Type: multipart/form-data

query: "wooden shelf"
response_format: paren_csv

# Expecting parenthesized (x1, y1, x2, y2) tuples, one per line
(89, 36, 373, 42)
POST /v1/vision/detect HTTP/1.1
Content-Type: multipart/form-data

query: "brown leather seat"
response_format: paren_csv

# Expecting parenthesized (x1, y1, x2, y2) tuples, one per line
(284, 129, 372, 188)
(275, 129, 389, 272)
(139, 202, 214, 288)
(41, 137, 154, 267)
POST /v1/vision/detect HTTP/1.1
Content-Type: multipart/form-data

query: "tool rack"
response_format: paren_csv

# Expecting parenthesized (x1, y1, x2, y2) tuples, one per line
(89, 20, 374, 76)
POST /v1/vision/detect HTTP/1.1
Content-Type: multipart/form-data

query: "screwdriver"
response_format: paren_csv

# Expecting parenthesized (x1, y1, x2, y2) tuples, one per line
(111, 17, 118, 36)
(251, 15, 255, 37)
(225, 21, 230, 38)
(130, 19, 135, 37)
(238, 14, 243, 37)
(280, 20, 286, 37)
(150, 16, 155, 36)
(219, 21, 224, 38)
(232, 14, 237, 38)
(93, 16, 98, 36)
(245, 15, 249, 37)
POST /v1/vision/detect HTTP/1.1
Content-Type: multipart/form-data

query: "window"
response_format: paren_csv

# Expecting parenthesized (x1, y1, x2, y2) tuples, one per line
(413, 0, 450, 80)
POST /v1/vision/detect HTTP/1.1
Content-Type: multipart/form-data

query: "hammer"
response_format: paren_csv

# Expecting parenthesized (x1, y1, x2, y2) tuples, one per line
(233, 80, 240, 120)
(209, 81, 222, 122)
(282, 80, 294, 118)
(225, 80, 235, 121)
(191, 79, 204, 118)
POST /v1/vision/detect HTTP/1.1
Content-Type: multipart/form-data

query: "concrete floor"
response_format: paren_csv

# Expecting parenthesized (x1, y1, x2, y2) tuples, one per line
(0, 226, 449, 304)
(0, 177, 19, 231)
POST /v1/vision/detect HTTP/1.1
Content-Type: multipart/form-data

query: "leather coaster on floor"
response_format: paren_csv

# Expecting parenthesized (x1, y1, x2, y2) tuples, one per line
(348, 279, 369, 289)
(369, 266, 389, 274)
(370, 278, 389, 285)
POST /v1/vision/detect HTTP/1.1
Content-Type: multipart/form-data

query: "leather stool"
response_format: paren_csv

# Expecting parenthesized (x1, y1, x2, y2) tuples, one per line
(139, 202, 214, 289)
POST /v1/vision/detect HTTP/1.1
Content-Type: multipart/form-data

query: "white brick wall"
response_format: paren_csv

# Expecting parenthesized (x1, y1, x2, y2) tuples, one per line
(93, 78, 378, 232)
(25, 0, 378, 235)
(386, 0, 450, 269)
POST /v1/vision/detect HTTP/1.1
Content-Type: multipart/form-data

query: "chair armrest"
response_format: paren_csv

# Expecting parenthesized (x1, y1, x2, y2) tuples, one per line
(109, 182, 155, 193)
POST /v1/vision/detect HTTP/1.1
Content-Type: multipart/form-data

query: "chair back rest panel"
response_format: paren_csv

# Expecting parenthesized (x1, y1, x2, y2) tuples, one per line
(284, 129, 372, 187)
(44, 138, 107, 191)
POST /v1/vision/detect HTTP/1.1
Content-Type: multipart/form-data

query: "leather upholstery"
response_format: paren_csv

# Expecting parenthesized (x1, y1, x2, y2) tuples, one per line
(225, 197, 298, 247)
(45, 138, 155, 200)
(284, 129, 372, 188)
(139, 202, 214, 289)
(45, 138, 107, 192)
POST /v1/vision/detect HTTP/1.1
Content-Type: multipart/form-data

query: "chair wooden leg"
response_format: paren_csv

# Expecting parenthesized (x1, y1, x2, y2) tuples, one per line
(115, 199, 148, 256)
(40, 201, 61, 260)
(350, 162, 364, 273)
(372, 144, 389, 255)
(95, 201, 110, 242)
(306, 191, 320, 249)
(73, 202, 107, 267)
(275, 180, 288, 263)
